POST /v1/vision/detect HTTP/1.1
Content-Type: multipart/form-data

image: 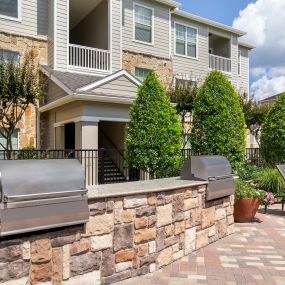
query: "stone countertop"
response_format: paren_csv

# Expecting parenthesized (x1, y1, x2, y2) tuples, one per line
(87, 177, 208, 199)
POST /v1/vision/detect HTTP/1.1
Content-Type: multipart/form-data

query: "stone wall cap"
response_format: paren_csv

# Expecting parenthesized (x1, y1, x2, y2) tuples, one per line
(87, 177, 208, 199)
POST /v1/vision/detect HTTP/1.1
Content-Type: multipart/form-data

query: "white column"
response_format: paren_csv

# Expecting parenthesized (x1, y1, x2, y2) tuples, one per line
(81, 121, 99, 185)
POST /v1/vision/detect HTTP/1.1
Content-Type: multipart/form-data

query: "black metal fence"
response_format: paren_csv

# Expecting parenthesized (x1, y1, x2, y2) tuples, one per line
(0, 148, 261, 185)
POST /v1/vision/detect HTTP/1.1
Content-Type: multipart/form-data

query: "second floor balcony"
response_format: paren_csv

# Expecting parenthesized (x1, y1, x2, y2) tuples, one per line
(68, 0, 111, 74)
(209, 54, 231, 73)
(69, 44, 111, 72)
(208, 33, 231, 73)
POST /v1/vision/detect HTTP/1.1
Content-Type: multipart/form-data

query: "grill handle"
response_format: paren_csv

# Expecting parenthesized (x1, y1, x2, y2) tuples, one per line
(208, 174, 234, 181)
(3, 189, 88, 203)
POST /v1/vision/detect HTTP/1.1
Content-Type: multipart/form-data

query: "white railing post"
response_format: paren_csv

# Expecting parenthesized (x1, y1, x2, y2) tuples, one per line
(68, 44, 111, 72)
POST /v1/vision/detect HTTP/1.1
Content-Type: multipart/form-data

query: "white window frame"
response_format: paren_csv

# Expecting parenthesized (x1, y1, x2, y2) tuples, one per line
(0, 0, 22, 22)
(174, 22, 198, 60)
(238, 49, 242, 76)
(133, 2, 154, 46)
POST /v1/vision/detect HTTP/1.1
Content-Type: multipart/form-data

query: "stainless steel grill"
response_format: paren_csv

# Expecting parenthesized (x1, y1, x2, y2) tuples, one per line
(0, 159, 89, 237)
(181, 156, 235, 201)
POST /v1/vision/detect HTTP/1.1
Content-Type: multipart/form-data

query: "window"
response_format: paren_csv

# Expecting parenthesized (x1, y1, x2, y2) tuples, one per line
(0, 50, 20, 64)
(0, 0, 20, 20)
(135, 67, 151, 82)
(175, 23, 197, 58)
(134, 4, 153, 44)
(238, 50, 241, 75)
(175, 78, 197, 89)
(0, 129, 19, 156)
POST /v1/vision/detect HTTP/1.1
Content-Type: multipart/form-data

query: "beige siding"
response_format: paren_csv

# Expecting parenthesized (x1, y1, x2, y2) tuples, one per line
(230, 35, 238, 90)
(111, 0, 122, 71)
(238, 47, 249, 94)
(91, 76, 138, 98)
(0, 0, 48, 38)
(122, 0, 170, 59)
(171, 15, 209, 81)
(46, 81, 68, 104)
(48, 0, 54, 67)
(55, 0, 68, 70)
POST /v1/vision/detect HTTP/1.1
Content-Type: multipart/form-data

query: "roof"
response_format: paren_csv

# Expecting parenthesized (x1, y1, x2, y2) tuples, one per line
(39, 66, 141, 112)
(259, 92, 284, 103)
(155, 0, 180, 8)
(238, 41, 256, 50)
(173, 9, 246, 36)
(41, 65, 102, 92)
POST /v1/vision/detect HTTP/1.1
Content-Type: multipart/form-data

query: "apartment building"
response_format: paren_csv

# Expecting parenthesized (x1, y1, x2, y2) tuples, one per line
(0, 0, 254, 153)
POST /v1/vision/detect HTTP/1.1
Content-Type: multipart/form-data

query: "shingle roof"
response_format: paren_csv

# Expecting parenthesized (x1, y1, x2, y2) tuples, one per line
(41, 65, 102, 92)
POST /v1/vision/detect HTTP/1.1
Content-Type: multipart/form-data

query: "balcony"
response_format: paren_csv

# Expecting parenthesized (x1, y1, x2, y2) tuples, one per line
(68, 44, 111, 73)
(209, 54, 231, 73)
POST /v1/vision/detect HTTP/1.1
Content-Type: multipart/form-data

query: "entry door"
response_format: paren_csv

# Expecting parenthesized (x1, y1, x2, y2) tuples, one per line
(65, 123, 75, 150)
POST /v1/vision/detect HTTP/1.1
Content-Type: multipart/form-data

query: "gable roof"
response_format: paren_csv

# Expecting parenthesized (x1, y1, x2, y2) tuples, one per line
(79, 70, 141, 92)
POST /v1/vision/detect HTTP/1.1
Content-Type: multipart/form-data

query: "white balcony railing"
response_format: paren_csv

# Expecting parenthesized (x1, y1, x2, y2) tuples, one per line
(69, 44, 111, 72)
(209, 54, 231, 73)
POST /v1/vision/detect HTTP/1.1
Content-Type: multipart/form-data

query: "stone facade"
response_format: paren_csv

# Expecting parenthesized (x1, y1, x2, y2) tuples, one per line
(0, 31, 47, 149)
(0, 183, 234, 285)
(122, 50, 173, 87)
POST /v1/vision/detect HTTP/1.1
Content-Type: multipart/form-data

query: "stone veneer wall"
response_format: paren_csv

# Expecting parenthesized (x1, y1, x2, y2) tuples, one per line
(122, 50, 173, 87)
(0, 31, 47, 148)
(0, 183, 234, 285)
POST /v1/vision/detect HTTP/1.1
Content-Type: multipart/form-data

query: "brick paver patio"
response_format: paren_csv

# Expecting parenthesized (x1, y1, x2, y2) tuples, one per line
(117, 206, 285, 285)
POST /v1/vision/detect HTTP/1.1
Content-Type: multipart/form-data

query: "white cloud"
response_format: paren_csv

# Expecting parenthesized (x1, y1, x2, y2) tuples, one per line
(233, 0, 285, 99)
(251, 71, 285, 100)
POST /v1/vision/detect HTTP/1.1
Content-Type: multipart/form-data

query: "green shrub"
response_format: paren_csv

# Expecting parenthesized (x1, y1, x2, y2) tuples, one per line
(235, 179, 264, 201)
(191, 71, 246, 165)
(254, 168, 285, 195)
(260, 92, 285, 165)
(126, 72, 182, 178)
(232, 161, 258, 181)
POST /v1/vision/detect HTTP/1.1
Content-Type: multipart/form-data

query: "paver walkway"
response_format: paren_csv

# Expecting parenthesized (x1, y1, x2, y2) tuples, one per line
(117, 207, 285, 285)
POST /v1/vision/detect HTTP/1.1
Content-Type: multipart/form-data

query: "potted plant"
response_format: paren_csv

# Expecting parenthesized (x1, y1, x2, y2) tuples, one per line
(234, 179, 265, 222)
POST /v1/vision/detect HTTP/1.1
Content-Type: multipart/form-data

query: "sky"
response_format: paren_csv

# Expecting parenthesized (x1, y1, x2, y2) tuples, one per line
(179, 0, 285, 100)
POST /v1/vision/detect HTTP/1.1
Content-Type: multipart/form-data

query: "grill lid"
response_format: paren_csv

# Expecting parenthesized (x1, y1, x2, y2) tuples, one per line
(181, 155, 232, 181)
(0, 159, 89, 237)
(0, 159, 85, 202)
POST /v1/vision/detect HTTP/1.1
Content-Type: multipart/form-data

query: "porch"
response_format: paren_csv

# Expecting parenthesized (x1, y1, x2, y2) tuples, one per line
(208, 33, 232, 73)
(68, 0, 111, 73)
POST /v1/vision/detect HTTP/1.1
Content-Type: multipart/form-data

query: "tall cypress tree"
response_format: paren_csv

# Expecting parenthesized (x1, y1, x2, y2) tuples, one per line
(191, 71, 246, 164)
(126, 72, 181, 178)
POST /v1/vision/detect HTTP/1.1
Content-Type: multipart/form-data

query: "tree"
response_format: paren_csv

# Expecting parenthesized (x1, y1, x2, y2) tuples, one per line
(126, 71, 182, 178)
(168, 80, 198, 148)
(239, 92, 270, 146)
(191, 71, 246, 164)
(0, 51, 44, 157)
(260, 92, 285, 165)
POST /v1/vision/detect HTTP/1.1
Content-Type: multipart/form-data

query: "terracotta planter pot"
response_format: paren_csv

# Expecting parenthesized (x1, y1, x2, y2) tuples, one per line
(234, 198, 260, 223)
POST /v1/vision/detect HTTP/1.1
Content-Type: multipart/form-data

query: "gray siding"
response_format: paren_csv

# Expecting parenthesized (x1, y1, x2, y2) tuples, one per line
(91, 76, 138, 97)
(230, 35, 238, 90)
(171, 15, 209, 81)
(111, 0, 122, 71)
(0, 0, 48, 38)
(122, 0, 170, 59)
(54, 0, 68, 70)
(238, 47, 249, 94)
(46, 81, 68, 104)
